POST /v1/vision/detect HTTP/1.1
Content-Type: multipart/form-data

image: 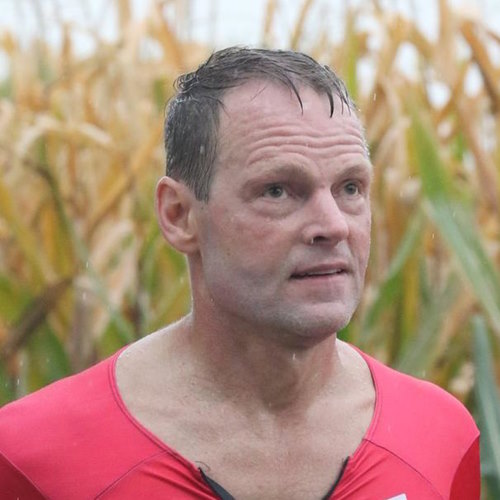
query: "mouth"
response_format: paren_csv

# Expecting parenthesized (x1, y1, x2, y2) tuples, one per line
(290, 267, 348, 280)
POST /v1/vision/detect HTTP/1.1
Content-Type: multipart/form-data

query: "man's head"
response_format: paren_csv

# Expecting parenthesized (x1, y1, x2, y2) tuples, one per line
(164, 47, 355, 202)
(158, 47, 371, 346)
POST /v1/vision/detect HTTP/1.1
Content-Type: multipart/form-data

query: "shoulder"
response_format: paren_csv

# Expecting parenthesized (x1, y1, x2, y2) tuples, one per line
(361, 350, 478, 438)
(0, 350, 162, 498)
(0, 351, 118, 443)
(357, 348, 479, 494)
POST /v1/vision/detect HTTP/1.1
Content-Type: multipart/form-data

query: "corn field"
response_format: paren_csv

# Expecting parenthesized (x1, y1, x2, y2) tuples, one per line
(0, 0, 499, 497)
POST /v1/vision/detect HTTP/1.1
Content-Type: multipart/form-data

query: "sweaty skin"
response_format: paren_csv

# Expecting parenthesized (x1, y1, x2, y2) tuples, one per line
(194, 81, 372, 346)
(0, 64, 479, 500)
(117, 81, 375, 500)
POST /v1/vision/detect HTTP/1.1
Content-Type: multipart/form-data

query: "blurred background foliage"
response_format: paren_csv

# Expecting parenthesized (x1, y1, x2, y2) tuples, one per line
(0, 0, 499, 496)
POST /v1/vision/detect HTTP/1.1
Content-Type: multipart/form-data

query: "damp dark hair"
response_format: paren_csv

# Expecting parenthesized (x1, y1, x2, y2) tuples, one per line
(164, 46, 355, 201)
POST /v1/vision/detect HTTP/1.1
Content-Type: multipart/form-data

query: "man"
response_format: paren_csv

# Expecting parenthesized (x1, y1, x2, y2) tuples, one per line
(0, 48, 479, 499)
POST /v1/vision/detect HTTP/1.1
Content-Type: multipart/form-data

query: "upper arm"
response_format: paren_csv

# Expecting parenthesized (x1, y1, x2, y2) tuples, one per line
(0, 451, 46, 499)
(449, 436, 481, 500)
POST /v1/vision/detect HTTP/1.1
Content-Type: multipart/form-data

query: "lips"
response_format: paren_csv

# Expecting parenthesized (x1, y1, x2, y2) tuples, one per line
(291, 263, 349, 279)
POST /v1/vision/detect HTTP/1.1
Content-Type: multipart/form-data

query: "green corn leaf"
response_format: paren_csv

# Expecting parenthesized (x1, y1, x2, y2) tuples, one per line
(410, 107, 500, 335)
(0, 363, 15, 406)
(473, 316, 500, 497)
(0, 274, 31, 324)
(395, 273, 459, 376)
(0, 278, 72, 362)
(0, 178, 47, 286)
(36, 165, 135, 343)
(363, 210, 424, 333)
(26, 326, 71, 393)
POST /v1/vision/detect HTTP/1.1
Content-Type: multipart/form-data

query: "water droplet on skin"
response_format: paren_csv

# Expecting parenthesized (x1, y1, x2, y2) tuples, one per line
(292, 353, 296, 361)
(431, 233, 435, 240)
(85, 261, 89, 269)
(373, 93, 377, 101)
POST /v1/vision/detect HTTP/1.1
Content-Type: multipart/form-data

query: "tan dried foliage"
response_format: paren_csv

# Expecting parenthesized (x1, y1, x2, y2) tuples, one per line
(0, 0, 498, 405)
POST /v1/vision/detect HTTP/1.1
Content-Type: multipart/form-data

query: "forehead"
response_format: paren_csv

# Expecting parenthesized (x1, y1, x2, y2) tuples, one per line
(217, 80, 367, 164)
(221, 79, 338, 118)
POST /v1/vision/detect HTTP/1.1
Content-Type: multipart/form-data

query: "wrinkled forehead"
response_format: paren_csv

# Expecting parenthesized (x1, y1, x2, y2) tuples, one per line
(220, 79, 350, 122)
(217, 80, 367, 160)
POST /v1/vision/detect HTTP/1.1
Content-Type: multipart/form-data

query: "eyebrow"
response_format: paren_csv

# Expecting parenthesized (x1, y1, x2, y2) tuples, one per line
(251, 162, 311, 177)
(243, 163, 314, 186)
(241, 160, 373, 193)
(238, 164, 311, 196)
(339, 162, 373, 179)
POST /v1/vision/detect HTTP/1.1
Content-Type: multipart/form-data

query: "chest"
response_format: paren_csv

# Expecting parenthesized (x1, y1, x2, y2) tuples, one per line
(191, 435, 348, 500)
(135, 398, 369, 500)
(114, 340, 375, 499)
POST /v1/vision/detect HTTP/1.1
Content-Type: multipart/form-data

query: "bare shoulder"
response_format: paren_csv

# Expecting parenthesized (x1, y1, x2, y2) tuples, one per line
(115, 321, 191, 409)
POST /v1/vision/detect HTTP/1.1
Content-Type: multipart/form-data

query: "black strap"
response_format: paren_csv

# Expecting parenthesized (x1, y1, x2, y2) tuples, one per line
(199, 468, 235, 500)
(320, 457, 349, 500)
(200, 456, 349, 500)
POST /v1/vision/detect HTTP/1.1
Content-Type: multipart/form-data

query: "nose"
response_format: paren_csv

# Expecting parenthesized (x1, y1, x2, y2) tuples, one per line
(302, 190, 349, 245)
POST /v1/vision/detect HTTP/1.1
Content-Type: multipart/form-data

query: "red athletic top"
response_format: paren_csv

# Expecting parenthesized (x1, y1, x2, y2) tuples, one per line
(0, 347, 479, 499)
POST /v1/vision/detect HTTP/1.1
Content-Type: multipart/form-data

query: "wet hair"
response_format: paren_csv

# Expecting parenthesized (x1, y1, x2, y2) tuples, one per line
(164, 46, 355, 201)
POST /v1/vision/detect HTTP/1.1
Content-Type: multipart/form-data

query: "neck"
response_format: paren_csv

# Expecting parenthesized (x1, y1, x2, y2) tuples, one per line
(172, 310, 343, 415)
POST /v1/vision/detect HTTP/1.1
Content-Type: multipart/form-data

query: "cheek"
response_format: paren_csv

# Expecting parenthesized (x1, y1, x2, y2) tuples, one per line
(213, 211, 281, 255)
(351, 215, 371, 265)
(200, 213, 270, 275)
(200, 218, 284, 305)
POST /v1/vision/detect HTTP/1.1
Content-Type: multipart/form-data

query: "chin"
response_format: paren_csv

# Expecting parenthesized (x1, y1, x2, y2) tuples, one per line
(264, 306, 355, 347)
(302, 315, 351, 339)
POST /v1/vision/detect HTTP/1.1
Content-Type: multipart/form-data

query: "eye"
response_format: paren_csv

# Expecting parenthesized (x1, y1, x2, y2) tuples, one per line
(263, 184, 287, 199)
(343, 182, 360, 196)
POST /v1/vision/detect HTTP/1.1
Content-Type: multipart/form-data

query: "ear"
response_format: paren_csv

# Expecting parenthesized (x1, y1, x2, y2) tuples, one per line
(155, 176, 199, 254)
